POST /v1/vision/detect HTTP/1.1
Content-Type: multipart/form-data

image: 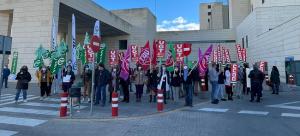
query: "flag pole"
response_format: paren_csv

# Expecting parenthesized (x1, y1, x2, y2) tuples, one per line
(90, 55, 95, 115)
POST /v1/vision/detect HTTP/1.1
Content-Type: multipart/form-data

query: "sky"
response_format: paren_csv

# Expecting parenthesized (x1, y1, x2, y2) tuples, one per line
(93, 0, 228, 31)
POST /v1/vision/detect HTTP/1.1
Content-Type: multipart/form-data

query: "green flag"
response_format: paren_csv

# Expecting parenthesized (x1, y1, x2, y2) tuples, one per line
(11, 51, 18, 74)
(33, 58, 43, 68)
(97, 43, 106, 64)
(167, 43, 176, 72)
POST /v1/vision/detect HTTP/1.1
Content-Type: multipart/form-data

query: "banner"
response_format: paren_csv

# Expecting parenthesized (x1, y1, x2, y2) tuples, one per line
(175, 43, 184, 62)
(51, 18, 57, 51)
(222, 46, 226, 65)
(118, 52, 124, 63)
(198, 48, 203, 75)
(131, 44, 138, 62)
(199, 45, 213, 76)
(236, 44, 243, 62)
(138, 41, 151, 70)
(151, 40, 157, 66)
(231, 63, 238, 83)
(120, 47, 130, 80)
(109, 50, 118, 66)
(183, 43, 192, 56)
(166, 43, 176, 72)
(213, 50, 218, 63)
(242, 48, 247, 62)
(225, 49, 231, 64)
(11, 51, 18, 74)
(96, 43, 106, 64)
(71, 14, 77, 74)
(217, 45, 221, 63)
(165, 49, 174, 67)
(156, 40, 166, 58)
(86, 45, 94, 63)
(259, 61, 265, 72)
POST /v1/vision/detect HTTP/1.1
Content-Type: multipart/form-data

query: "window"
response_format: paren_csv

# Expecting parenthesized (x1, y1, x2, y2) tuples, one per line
(262, 0, 265, 4)
(246, 35, 248, 48)
(119, 40, 127, 50)
(208, 5, 211, 9)
(208, 12, 211, 16)
(242, 38, 245, 48)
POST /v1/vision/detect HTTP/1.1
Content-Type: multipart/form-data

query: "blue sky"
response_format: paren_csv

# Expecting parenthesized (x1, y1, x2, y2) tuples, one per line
(93, 0, 228, 31)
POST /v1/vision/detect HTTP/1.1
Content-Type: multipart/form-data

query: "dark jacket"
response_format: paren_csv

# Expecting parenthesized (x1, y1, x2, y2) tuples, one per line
(82, 69, 92, 83)
(2, 68, 10, 78)
(95, 69, 111, 87)
(192, 67, 201, 81)
(248, 68, 265, 85)
(147, 69, 159, 89)
(218, 72, 225, 84)
(270, 70, 280, 84)
(62, 70, 75, 84)
(16, 70, 31, 90)
(171, 71, 182, 87)
(183, 69, 193, 85)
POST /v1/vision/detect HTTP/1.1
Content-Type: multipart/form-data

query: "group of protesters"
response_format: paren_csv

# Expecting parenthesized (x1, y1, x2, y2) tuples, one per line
(10, 60, 281, 106)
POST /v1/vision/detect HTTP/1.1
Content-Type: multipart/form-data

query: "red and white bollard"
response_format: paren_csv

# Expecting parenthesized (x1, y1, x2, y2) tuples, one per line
(112, 92, 118, 117)
(157, 89, 164, 112)
(60, 92, 68, 117)
(200, 78, 207, 91)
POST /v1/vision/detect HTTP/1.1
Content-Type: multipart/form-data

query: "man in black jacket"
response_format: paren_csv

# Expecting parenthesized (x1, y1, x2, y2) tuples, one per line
(183, 65, 193, 107)
(94, 63, 111, 106)
(248, 65, 265, 102)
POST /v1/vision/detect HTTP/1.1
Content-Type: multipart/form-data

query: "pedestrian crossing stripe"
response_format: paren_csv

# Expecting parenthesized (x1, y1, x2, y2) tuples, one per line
(238, 110, 269, 115)
(0, 96, 40, 106)
(43, 98, 61, 102)
(0, 115, 47, 127)
(281, 113, 300, 118)
(20, 102, 87, 109)
(0, 94, 13, 97)
(0, 95, 35, 102)
(0, 129, 18, 136)
(198, 108, 229, 113)
(0, 107, 58, 116)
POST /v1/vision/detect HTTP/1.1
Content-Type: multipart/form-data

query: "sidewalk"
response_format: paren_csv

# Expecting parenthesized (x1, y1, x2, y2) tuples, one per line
(0, 82, 210, 119)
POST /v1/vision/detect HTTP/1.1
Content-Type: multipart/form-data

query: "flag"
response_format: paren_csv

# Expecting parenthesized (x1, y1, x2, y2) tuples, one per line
(96, 43, 106, 64)
(51, 18, 57, 51)
(236, 44, 243, 62)
(166, 43, 176, 72)
(217, 45, 221, 63)
(120, 47, 130, 80)
(183, 65, 188, 81)
(138, 41, 151, 70)
(151, 40, 157, 66)
(165, 50, 174, 67)
(199, 45, 213, 76)
(131, 45, 139, 62)
(11, 51, 18, 74)
(198, 48, 203, 75)
(225, 49, 231, 64)
(71, 14, 77, 74)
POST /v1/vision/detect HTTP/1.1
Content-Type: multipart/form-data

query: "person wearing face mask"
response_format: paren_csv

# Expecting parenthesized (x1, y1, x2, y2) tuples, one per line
(62, 65, 75, 93)
(94, 63, 111, 106)
(2, 64, 10, 88)
(15, 66, 31, 103)
(134, 65, 145, 102)
(147, 66, 159, 103)
(108, 66, 119, 103)
(158, 64, 170, 104)
(81, 65, 92, 103)
(37, 66, 52, 100)
(171, 66, 182, 102)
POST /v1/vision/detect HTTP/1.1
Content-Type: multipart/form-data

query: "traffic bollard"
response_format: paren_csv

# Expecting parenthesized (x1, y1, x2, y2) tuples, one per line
(157, 89, 164, 112)
(60, 92, 68, 117)
(112, 92, 118, 117)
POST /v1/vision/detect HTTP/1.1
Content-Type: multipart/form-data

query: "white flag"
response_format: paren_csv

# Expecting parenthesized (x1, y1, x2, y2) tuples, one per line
(51, 18, 57, 51)
(93, 20, 100, 37)
(71, 14, 77, 74)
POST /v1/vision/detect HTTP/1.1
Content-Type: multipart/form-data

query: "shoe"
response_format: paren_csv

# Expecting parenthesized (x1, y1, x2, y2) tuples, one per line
(23, 100, 27, 103)
(275, 93, 279, 95)
(272, 92, 275, 94)
(221, 98, 227, 101)
(40, 97, 43, 101)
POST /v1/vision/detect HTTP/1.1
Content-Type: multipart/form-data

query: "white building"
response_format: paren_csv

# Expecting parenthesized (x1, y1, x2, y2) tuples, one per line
(200, 2, 229, 30)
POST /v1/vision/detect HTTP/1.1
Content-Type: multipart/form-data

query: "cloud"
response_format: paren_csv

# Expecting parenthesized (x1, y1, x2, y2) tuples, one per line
(157, 17, 200, 32)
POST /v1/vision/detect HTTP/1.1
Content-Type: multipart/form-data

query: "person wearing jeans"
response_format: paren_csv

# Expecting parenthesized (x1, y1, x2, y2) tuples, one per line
(209, 63, 219, 104)
(37, 66, 52, 100)
(171, 66, 182, 102)
(94, 63, 110, 106)
(183, 65, 193, 107)
(15, 66, 31, 103)
(270, 66, 280, 95)
(217, 68, 226, 101)
(2, 65, 10, 88)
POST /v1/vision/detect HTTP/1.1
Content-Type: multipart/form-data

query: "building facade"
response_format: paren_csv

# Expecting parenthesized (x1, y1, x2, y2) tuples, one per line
(200, 2, 229, 30)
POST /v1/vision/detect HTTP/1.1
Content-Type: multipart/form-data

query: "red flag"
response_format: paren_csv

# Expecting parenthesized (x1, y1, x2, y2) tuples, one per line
(120, 48, 130, 80)
(109, 50, 118, 66)
(151, 40, 158, 66)
(138, 41, 151, 70)
(175, 43, 184, 62)
(86, 45, 95, 63)
(236, 44, 243, 61)
(217, 45, 221, 63)
(231, 64, 238, 83)
(131, 44, 138, 62)
(225, 49, 231, 64)
(165, 50, 174, 67)
(242, 48, 247, 62)
(222, 46, 226, 65)
(156, 40, 166, 58)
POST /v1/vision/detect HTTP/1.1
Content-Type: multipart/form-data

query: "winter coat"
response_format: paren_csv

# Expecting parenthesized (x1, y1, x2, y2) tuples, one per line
(248, 69, 265, 91)
(37, 70, 52, 83)
(183, 69, 193, 85)
(134, 70, 146, 85)
(192, 67, 201, 81)
(209, 67, 218, 82)
(16, 70, 31, 90)
(147, 70, 159, 89)
(171, 71, 182, 87)
(2, 68, 10, 78)
(95, 69, 111, 87)
(82, 69, 92, 83)
(225, 70, 231, 86)
(218, 72, 225, 84)
(270, 70, 280, 84)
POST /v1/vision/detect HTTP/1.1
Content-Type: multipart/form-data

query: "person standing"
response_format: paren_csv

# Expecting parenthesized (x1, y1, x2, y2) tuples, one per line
(192, 63, 200, 96)
(133, 66, 145, 102)
(236, 65, 244, 99)
(209, 63, 219, 104)
(183, 65, 193, 107)
(248, 65, 265, 102)
(171, 66, 182, 102)
(224, 66, 233, 100)
(147, 67, 159, 103)
(62, 65, 75, 93)
(158, 65, 170, 104)
(15, 66, 31, 103)
(2, 64, 10, 88)
(217, 68, 226, 101)
(82, 65, 92, 103)
(95, 63, 110, 106)
(37, 66, 51, 100)
(270, 66, 280, 95)
(108, 66, 119, 103)
(47, 66, 53, 96)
